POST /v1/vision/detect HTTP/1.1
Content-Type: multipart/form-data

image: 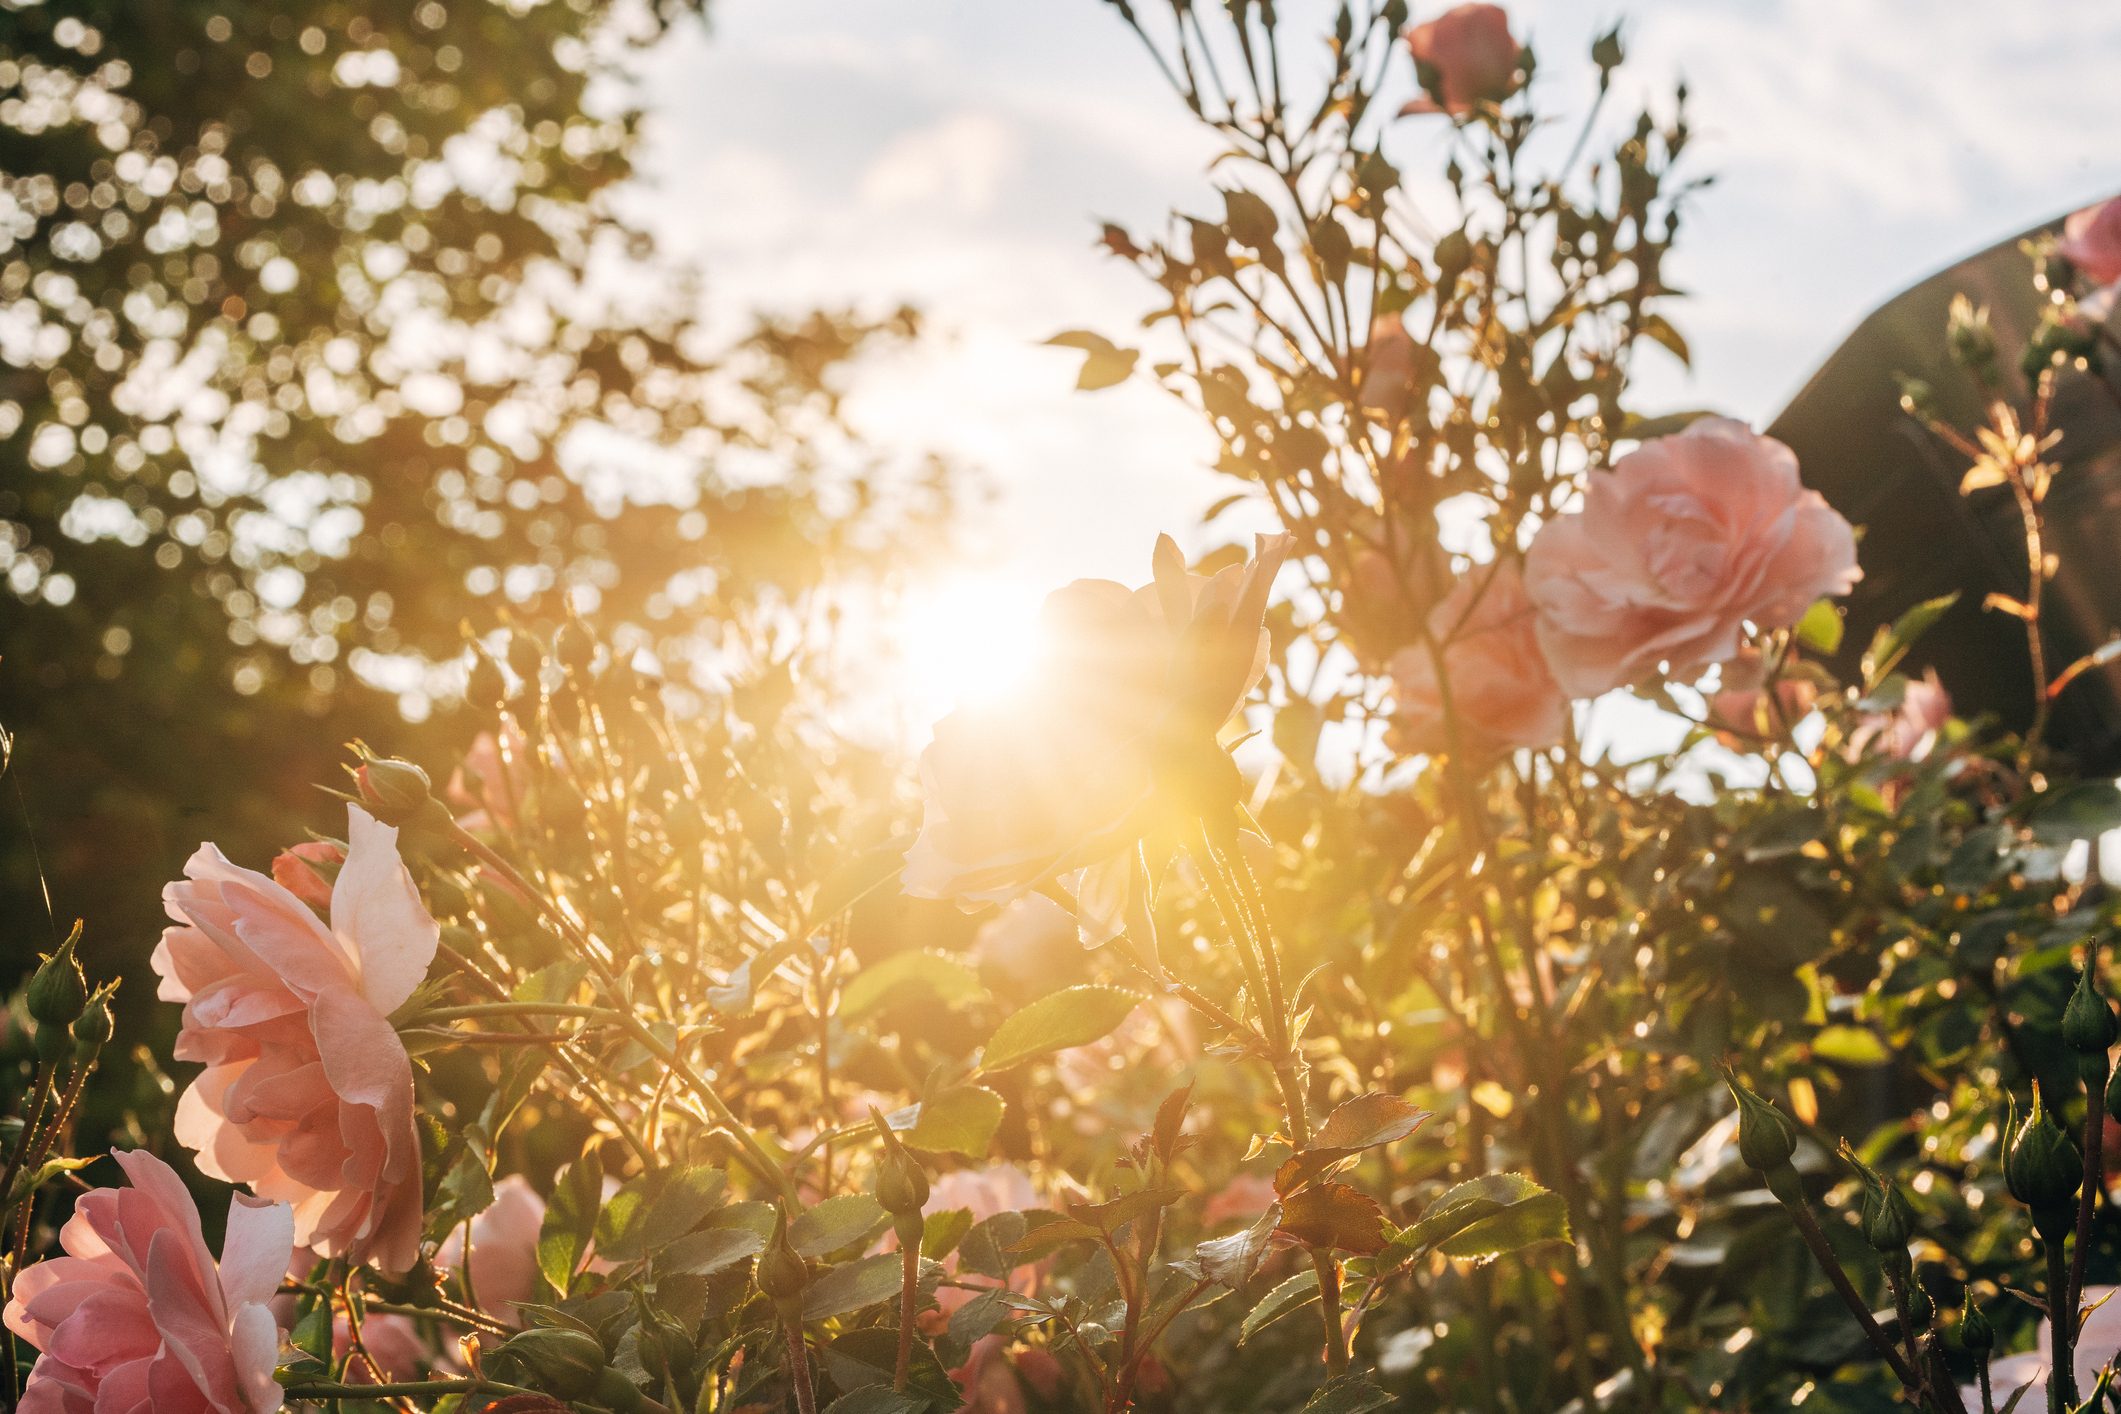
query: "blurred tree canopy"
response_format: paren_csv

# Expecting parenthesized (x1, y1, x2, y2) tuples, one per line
(0, 0, 953, 984)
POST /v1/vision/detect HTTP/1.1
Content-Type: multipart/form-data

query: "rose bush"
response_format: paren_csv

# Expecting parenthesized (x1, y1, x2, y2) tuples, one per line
(5, 6, 2121, 1414)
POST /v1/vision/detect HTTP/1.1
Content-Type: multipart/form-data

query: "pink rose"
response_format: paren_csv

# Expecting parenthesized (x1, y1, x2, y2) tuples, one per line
(436, 1174, 546, 1325)
(1704, 647, 1819, 743)
(446, 725, 531, 834)
(271, 840, 345, 912)
(1388, 559, 1569, 756)
(154, 804, 439, 1274)
(1524, 418, 1862, 699)
(1402, 4, 1521, 116)
(925, 1165, 1045, 1316)
(904, 535, 1291, 944)
(1358, 313, 1421, 423)
(4, 1149, 293, 1414)
(1202, 1172, 1280, 1228)
(2060, 196, 2121, 289)
(1850, 669, 1951, 763)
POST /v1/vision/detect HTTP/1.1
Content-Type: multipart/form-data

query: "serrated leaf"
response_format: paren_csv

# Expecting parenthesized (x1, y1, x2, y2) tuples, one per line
(979, 986, 1141, 1073)
(1301, 1374, 1398, 1414)
(1239, 1268, 1320, 1344)
(537, 1152, 603, 1295)
(655, 1225, 764, 1278)
(958, 1213, 1030, 1279)
(1382, 1174, 1560, 1270)
(803, 1253, 932, 1322)
(1435, 1190, 1570, 1263)
(922, 1208, 974, 1262)
(889, 1087, 1005, 1159)
(1276, 1182, 1388, 1255)
(792, 1194, 888, 1258)
(840, 950, 981, 1018)
(1311, 1093, 1431, 1152)
(1196, 1205, 1281, 1289)
(1794, 598, 1845, 655)
(1862, 592, 1959, 688)
(597, 1165, 726, 1263)
(823, 1325, 956, 1406)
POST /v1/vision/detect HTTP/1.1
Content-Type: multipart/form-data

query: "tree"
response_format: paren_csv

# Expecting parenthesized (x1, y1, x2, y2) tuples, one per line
(0, 0, 952, 982)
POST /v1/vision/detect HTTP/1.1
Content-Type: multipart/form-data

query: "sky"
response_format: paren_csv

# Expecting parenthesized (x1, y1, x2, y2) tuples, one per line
(625, 0, 2121, 598)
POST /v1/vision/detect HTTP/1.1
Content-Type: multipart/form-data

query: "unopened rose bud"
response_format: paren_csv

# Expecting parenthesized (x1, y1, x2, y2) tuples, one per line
(1434, 229, 1472, 287)
(506, 630, 545, 684)
(2064, 960, 2117, 1078)
(492, 1326, 608, 1399)
(72, 983, 116, 1062)
(1859, 1172, 1914, 1253)
(2003, 1085, 2082, 1241)
(27, 925, 88, 1034)
(1590, 26, 1624, 73)
(355, 756, 434, 826)
(754, 1208, 811, 1321)
(466, 649, 508, 711)
(1960, 1290, 1993, 1356)
(1727, 1074, 1795, 1173)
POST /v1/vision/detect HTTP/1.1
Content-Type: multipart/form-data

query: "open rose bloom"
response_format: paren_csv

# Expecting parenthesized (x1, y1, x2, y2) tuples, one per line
(2060, 195, 2121, 289)
(1388, 558, 1568, 758)
(153, 804, 438, 1273)
(4, 1149, 293, 1414)
(904, 533, 1290, 943)
(1524, 417, 1861, 699)
(1402, 3, 1520, 116)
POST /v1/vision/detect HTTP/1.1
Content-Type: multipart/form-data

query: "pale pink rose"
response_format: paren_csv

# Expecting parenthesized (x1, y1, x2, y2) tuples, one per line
(1388, 559, 1569, 756)
(271, 840, 345, 912)
(1850, 669, 1951, 763)
(274, 1248, 442, 1388)
(1402, 4, 1521, 116)
(925, 1165, 1045, 1316)
(436, 1174, 545, 1325)
(446, 725, 531, 834)
(1524, 418, 1862, 698)
(4, 1149, 293, 1414)
(1359, 313, 1421, 423)
(154, 804, 439, 1274)
(2060, 196, 2121, 289)
(1203, 1172, 1280, 1228)
(1704, 647, 1819, 743)
(904, 535, 1291, 945)
(950, 1334, 1030, 1414)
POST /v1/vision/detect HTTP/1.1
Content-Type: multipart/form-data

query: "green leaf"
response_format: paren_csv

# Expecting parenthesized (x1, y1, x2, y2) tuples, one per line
(922, 1207, 974, 1262)
(1196, 1206, 1281, 1289)
(654, 1225, 764, 1278)
(823, 1325, 956, 1406)
(958, 1213, 1030, 1279)
(792, 1194, 888, 1258)
(1794, 598, 1845, 655)
(840, 950, 980, 1019)
(597, 1165, 726, 1263)
(1301, 1375, 1398, 1414)
(1239, 1268, 1320, 1344)
(1811, 1024, 1891, 1067)
(1383, 1174, 1564, 1270)
(537, 1152, 603, 1296)
(890, 1086, 1005, 1159)
(1311, 1093, 1432, 1152)
(979, 986, 1141, 1073)
(1640, 312, 1690, 367)
(1043, 330, 1139, 391)
(426, 1143, 494, 1245)
(803, 1253, 930, 1322)
(1436, 1190, 1570, 1263)
(1862, 592, 1960, 689)
(2028, 780, 2121, 846)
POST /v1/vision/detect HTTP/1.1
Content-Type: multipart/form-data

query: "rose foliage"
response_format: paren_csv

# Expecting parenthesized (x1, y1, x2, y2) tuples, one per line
(8, 5, 2121, 1414)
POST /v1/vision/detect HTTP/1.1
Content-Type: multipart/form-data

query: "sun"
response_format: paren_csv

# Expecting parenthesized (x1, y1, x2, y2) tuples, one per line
(885, 571, 1051, 730)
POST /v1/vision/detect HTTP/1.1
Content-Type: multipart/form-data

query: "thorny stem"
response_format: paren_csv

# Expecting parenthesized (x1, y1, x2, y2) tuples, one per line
(2049, 1236, 2078, 1414)
(1313, 1250, 1349, 1374)
(2073, 1051, 2109, 1317)
(786, 1319, 820, 1414)
(895, 1240, 920, 1393)
(1778, 1194, 1923, 1393)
